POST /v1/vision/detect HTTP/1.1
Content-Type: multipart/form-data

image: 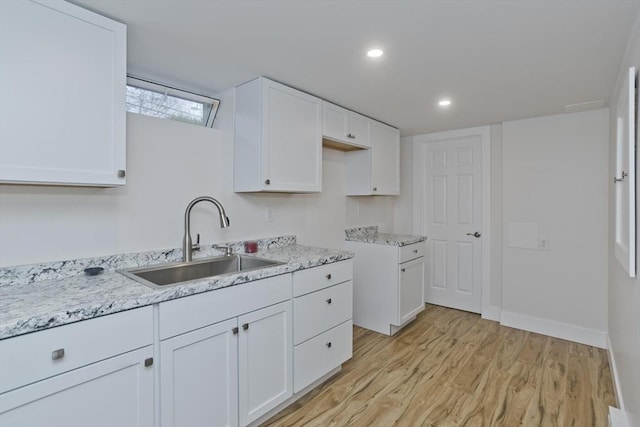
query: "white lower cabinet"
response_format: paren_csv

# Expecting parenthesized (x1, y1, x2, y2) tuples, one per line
(0, 262, 353, 427)
(347, 240, 425, 335)
(0, 346, 154, 427)
(238, 301, 292, 426)
(398, 257, 426, 325)
(292, 260, 354, 393)
(293, 320, 352, 392)
(160, 319, 239, 427)
(158, 274, 292, 427)
(0, 307, 154, 427)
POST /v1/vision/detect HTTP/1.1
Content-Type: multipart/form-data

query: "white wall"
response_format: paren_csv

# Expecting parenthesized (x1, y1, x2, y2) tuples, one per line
(608, 12, 640, 423)
(489, 124, 503, 311)
(394, 136, 414, 234)
(0, 112, 395, 267)
(501, 109, 609, 347)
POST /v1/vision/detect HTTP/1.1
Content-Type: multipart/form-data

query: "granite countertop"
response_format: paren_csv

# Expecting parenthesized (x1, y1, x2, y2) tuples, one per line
(345, 226, 426, 247)
(0, 237, 353, 341)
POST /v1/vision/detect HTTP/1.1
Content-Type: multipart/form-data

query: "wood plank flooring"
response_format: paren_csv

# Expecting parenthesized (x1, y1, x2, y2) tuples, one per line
(263, 305, 616, 427)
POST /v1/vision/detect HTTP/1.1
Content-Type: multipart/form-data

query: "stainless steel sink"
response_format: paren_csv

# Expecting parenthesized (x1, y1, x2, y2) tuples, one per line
(119, 254, 284, 289)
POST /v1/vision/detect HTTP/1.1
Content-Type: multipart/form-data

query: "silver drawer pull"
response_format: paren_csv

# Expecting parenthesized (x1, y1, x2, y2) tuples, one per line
(51, 348, 65, 360)
(326, 298, 332, 304)
(401, 268, 406, 272)
(326, 342, 332, 348)
(326, 273, 332, 280)
(144, 357, 154, 367)
(242, 323, 249, 331)
(413, 249, 418, 253)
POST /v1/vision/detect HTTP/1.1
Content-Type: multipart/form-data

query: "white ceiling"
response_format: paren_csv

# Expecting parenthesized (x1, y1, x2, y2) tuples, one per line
(73, 0, 640, 136)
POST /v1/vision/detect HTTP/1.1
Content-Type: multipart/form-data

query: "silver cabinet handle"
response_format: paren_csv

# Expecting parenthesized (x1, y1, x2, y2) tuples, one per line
(144, 357, 153, 367)
(466, 232, 481, 238)
(242, 323, 249, 331)
(264, 179, 270, 185)
(326, 298, 332, 304)
(326, 342, 332, 348)
(51, 348, 65, 360)
(372, 187, 377, 192)
(413, 249, 418, 253)
(347, 133, 356, 139)
(326, 273, 332, 280)
(232, 327, 239, 335)
(117, 169, 126, 178)
(401, 268, 406, 272)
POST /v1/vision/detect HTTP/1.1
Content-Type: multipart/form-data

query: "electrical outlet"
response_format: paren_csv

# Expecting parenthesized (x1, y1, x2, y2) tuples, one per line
(539, 238, 550, 251)
(265, 207, 273, 223)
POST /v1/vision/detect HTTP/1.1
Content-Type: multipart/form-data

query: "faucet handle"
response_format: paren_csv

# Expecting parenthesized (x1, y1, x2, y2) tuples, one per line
(214, 245, 233, 256)
(192, 233, 201, 251)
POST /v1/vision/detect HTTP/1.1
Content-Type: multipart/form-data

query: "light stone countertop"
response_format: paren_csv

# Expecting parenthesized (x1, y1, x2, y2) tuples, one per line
(0, 240, 353, 341)
(345, 226, 426, 247)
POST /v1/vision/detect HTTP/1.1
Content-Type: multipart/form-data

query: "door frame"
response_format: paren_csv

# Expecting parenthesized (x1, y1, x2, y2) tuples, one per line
(412, 126, 495, 320)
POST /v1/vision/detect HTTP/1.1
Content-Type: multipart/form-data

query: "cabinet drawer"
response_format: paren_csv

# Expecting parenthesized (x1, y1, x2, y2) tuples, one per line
(293, 320, 352, 393)
(0, 306, 153, 394)
(293, 260, 353, 297)
(399, 242, 425, 263)
(293, 281, 352, 344)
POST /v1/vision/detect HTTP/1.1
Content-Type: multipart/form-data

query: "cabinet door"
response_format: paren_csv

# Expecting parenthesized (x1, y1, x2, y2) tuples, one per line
(348, 112, 372, 148)
(370, 121, 400, 195)
(160, 318, 238, 427)
(397, 257, 425, 326)
(238, 300, 292, 426)
(263, 80, 322, 192)
(0, 346, 153, 427)
(0, 0, 126, 186)
(322, 101, 350, 143)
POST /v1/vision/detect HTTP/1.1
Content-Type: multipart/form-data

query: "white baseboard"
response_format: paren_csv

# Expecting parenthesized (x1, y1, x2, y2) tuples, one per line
(482, 305, 501, 322)
(609, 407, 629, 427)
(607, 335, 626, 411)
(500, 310, 607, 349)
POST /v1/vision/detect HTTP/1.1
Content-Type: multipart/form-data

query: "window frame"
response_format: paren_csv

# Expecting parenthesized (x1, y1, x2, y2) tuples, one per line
(126, 75, 220, 127)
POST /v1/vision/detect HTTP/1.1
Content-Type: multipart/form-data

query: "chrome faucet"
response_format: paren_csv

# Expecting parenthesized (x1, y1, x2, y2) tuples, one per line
(183, 196, 230, 262)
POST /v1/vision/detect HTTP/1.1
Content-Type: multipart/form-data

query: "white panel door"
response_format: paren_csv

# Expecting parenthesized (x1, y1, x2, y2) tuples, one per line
(424, 136, 482, 313)
(160, 319, 238, 427)
(238, 300, 292, 426)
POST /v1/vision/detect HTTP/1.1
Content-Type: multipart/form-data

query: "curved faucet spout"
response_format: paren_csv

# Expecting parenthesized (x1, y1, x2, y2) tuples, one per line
(183, 196, 230, 262)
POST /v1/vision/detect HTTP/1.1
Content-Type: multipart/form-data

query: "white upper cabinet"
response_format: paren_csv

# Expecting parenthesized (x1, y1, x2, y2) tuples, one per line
(345, 121, 400, 195)
(0, 0, 127, 187)
(234, 77, 322, 193)
(322, 101, 371, 149)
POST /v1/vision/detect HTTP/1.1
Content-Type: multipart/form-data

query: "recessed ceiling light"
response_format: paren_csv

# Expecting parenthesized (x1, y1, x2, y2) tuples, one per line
(367, 49, 384, 58)
(438, 99, 452, 107)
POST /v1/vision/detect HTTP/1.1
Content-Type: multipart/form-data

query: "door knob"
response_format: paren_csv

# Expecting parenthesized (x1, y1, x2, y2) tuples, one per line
(466, 232, 481, 238)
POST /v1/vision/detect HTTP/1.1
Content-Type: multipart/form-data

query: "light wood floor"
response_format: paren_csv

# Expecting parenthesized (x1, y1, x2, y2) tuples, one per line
(263, 305, 616, 427)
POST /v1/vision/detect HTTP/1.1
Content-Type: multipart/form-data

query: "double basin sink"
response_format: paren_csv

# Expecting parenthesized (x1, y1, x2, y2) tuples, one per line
(119, 254, 284, 289)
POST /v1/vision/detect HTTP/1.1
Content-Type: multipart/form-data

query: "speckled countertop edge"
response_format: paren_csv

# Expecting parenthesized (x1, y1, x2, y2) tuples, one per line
(345, 226, 426, 246)
(0, 243, 353, 341)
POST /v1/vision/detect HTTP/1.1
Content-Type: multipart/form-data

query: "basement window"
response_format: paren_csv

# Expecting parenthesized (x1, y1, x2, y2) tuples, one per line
(126, 76, 220, 127)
